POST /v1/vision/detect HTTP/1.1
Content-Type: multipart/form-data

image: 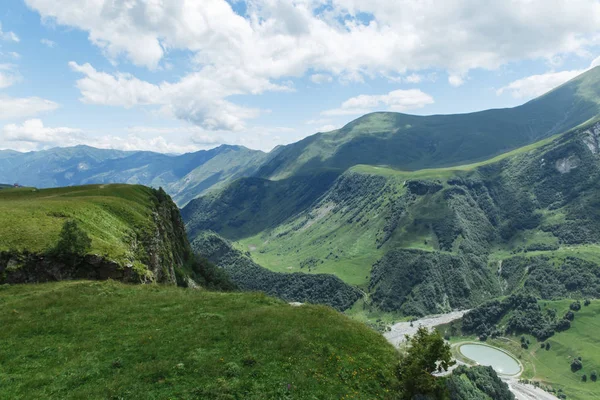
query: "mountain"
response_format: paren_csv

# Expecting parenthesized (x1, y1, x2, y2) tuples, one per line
(0, 144, 266, 206)
(0, 184, 230, 288)
(257, 66, 600, 180)
(190, 231, 361, 310)
(184, 116, 600, 315)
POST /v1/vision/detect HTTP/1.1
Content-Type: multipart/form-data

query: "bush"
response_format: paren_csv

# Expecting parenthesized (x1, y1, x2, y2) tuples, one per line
(224, 362, 241, 378)
(584, 299, 591, 306)
(545, 342, 551, 351)
(565, 311, 575, 321)
(591, 370, 598, 382)
(571, 358, 583, 372)
(555, 319, 571, 332)
(54, 220, 92, 258)
(582, 374, 587, 382)
(570, 301, 582, 311)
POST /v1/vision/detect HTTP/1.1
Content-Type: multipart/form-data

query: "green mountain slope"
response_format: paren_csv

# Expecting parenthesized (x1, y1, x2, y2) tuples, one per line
(0, 145, 266, 206)
(257, 66, 600, 180)
(191, 231, 361, 310)
(0, 184, 197, 285)
(185, 118, 600, 316)
(0, 281, 399, 399)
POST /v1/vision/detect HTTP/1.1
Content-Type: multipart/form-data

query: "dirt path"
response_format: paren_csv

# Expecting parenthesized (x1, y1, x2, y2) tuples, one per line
(384, 310, 468, 347)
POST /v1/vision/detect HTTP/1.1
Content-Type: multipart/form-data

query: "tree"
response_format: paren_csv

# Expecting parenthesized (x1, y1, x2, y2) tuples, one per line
(54, 220, 92, 259)
(582, 374, 588, 382)
(571, 358, 583, 372)
(396, 327, 455, 399)
(570, 301, 581, 311)
(591, 370, 597, 382)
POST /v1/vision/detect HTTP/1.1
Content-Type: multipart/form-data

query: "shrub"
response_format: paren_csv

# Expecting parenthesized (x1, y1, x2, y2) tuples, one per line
(225, 362, 241, 377)
(570, 301, 581, 311)
(54, 220, 92, 258)
(584, 299, 591, 306)
(591, 370, 597, 381)
(555, 319, 571, 332)
(582, 374, 587, 382)
(571, 358, 583, 372)
(565, 311, 575, 321)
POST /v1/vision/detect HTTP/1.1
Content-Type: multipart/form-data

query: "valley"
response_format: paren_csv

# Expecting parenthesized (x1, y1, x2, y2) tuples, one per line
(3, 66, 600, 399)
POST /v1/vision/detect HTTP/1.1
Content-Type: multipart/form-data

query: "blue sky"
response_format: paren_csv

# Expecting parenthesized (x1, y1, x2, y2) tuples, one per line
(1, 0, 599, 153)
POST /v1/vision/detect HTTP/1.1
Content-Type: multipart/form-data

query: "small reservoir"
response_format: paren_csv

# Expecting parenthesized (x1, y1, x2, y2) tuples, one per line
(458, 343, 521, 376)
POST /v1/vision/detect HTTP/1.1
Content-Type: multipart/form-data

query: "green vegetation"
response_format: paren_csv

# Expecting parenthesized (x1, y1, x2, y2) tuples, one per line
(185, 117, 600, 319)
(445, 300, 600, 400)
(396, 327, 454, 399)
(446, 365, 514, 400)
(255, 66, 600, 180)
(0, 281, 399, 399)
(191, 231, 361, 311)
(0, 184, 158, 260)
(0, 184, 206, 286)
(53, 220, 92, 259)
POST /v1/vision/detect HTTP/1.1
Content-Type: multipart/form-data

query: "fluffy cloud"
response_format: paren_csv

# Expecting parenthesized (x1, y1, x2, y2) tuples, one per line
(24, 0, 600, 131)
(0, 22, 19, 42)
(497, 56, 600, 98)
(0, 96, 59, 119)
(0, 65, 20, 89)
(3, 119, 82, 143)
(40, 38, 56, 48)
(69, 62, 289, 131)
(310, 74, 333, 84)
(322, 89, 434, 116)
(1, 119, 203, 153)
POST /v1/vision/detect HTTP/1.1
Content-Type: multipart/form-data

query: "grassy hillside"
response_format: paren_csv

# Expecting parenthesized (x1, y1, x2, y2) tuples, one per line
(0, 184, 194, 285)
(0, 281, 400, 399)
(0, 145, 266, 207)
(191, 231, 362, 311)
(257, 66, 600, 180)
(445, 299, 600, 400)
(185, 118, 600, 317)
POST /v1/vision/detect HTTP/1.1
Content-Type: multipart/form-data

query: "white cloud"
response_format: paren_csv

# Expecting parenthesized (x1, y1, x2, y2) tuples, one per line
(0, 23, 19, 42)
(448, 74, 466, 87)
(69, 61, 290, 131)
(40, 38, 56, 48)
(310, 73, 333, 84)
(22, 0, 600, 131)
(0, 64, 21, 89)
(404, 74, 423, 84)
(322, 89, 434, 116)
(3, 119, 82, 143)
(0, 96, 59, 119)
(316, 124, 337, 132)
(1, 119, 203, 153)
(497, 56, 600, 98)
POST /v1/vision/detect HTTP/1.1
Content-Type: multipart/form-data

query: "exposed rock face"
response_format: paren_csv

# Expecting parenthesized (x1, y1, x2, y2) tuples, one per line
(555, 155, 581, 173)
(0, 253, 140, 284)
(583, 122, 600, 154)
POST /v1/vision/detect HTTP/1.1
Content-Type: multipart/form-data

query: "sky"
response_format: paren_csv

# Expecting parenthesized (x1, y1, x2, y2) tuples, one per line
(1, 0, 600, 154)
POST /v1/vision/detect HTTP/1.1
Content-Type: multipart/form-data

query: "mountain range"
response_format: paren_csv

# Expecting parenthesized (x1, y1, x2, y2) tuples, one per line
(4, 66, 600, 209)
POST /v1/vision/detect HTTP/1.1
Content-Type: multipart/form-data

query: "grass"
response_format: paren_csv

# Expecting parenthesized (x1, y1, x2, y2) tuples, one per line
(0, 184, 157, 265)
(0, 281, 400, 399)
(237, 129, 566, 290)
(444, 300, 600, 400)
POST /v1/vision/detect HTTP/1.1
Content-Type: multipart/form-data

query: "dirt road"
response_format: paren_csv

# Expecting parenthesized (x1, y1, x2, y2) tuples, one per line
(383, 310, 468, 347)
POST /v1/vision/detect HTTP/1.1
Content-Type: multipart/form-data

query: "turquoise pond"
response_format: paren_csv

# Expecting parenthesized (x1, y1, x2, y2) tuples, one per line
(459, 344, 521, 376)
